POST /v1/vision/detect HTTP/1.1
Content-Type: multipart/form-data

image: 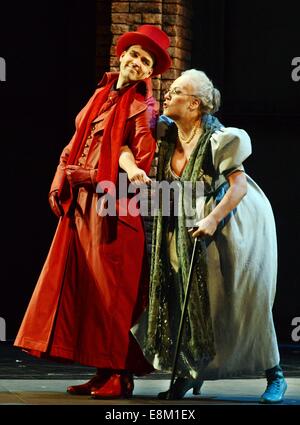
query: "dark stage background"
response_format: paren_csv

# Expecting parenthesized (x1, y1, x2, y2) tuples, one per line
(0, 1, 299, 345)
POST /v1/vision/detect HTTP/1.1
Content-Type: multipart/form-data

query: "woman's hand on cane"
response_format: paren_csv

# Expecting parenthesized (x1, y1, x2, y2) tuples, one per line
(188, 214, 218, 238)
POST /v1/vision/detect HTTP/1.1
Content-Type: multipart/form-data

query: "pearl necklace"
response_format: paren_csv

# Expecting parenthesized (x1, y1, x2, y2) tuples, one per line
(178, 124, 201, 144)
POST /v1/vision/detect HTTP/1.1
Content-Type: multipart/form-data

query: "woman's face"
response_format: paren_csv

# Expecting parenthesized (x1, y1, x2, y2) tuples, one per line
(163, 76, 198, 120)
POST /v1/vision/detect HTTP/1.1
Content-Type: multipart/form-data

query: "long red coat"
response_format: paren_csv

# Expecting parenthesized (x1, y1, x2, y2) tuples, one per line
(14, 74, 156, 375)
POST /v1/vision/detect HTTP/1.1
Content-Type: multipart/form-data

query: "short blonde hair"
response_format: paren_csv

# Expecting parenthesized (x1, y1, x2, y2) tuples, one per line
(181, 69, 221, 114)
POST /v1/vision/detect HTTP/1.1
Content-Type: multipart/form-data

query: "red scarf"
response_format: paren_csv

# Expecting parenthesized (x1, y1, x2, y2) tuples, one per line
(61, 73, 149, 196)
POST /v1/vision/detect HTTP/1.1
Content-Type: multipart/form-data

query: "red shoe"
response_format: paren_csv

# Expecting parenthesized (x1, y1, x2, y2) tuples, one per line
(67, 374, 107, 395)
(91, 372, 134, 399)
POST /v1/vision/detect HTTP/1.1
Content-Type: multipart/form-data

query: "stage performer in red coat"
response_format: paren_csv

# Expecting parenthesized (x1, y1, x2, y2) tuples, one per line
(14, 25, 172, 399)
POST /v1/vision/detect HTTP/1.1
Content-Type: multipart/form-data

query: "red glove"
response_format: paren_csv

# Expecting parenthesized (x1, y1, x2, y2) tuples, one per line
(65, 165, 93, 187)
(48, 190, 64, 218)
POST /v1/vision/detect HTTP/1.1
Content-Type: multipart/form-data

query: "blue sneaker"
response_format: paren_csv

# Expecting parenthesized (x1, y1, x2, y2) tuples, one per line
(260, 366, 287, 404)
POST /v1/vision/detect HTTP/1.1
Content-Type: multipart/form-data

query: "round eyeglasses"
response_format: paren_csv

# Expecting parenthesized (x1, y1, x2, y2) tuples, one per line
(164, 87, 198, 98)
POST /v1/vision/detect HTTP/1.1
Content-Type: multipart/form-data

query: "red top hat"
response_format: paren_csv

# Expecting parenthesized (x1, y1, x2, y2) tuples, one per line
(116, 25, 172, 76)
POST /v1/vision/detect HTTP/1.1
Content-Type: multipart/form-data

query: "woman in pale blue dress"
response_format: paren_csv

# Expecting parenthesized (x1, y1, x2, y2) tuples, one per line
(138, 69, 287, 403)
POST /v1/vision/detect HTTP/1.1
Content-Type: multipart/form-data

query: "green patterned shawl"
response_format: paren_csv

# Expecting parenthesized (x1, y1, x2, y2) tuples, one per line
(145, 116, 222, 369)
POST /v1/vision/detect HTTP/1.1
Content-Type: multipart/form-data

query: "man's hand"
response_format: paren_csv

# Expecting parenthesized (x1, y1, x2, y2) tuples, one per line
(119, 146, 152, 186)
(127, 167, 152, 186)
(48, 190, 64, 218)
(65, 165, 92, 187)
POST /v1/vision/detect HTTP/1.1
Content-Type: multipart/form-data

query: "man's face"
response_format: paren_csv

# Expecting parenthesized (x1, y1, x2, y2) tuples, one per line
(119, 45, 154, 83)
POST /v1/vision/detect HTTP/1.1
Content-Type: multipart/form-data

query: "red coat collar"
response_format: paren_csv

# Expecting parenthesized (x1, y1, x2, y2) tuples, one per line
(97, 72, 153, 98)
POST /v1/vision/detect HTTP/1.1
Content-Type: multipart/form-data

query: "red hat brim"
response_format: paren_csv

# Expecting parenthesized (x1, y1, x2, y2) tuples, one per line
(116, 32, 172, 76)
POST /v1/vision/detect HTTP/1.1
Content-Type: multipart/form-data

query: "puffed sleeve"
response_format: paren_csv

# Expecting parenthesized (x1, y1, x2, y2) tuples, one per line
(210, 127, 252, 175)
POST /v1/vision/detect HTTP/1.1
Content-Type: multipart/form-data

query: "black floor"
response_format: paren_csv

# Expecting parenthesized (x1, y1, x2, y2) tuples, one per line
(1, 341, 299, 379)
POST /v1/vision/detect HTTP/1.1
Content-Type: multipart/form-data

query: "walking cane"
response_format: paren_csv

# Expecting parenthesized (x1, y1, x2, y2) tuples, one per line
(166, 236, 199, 399)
